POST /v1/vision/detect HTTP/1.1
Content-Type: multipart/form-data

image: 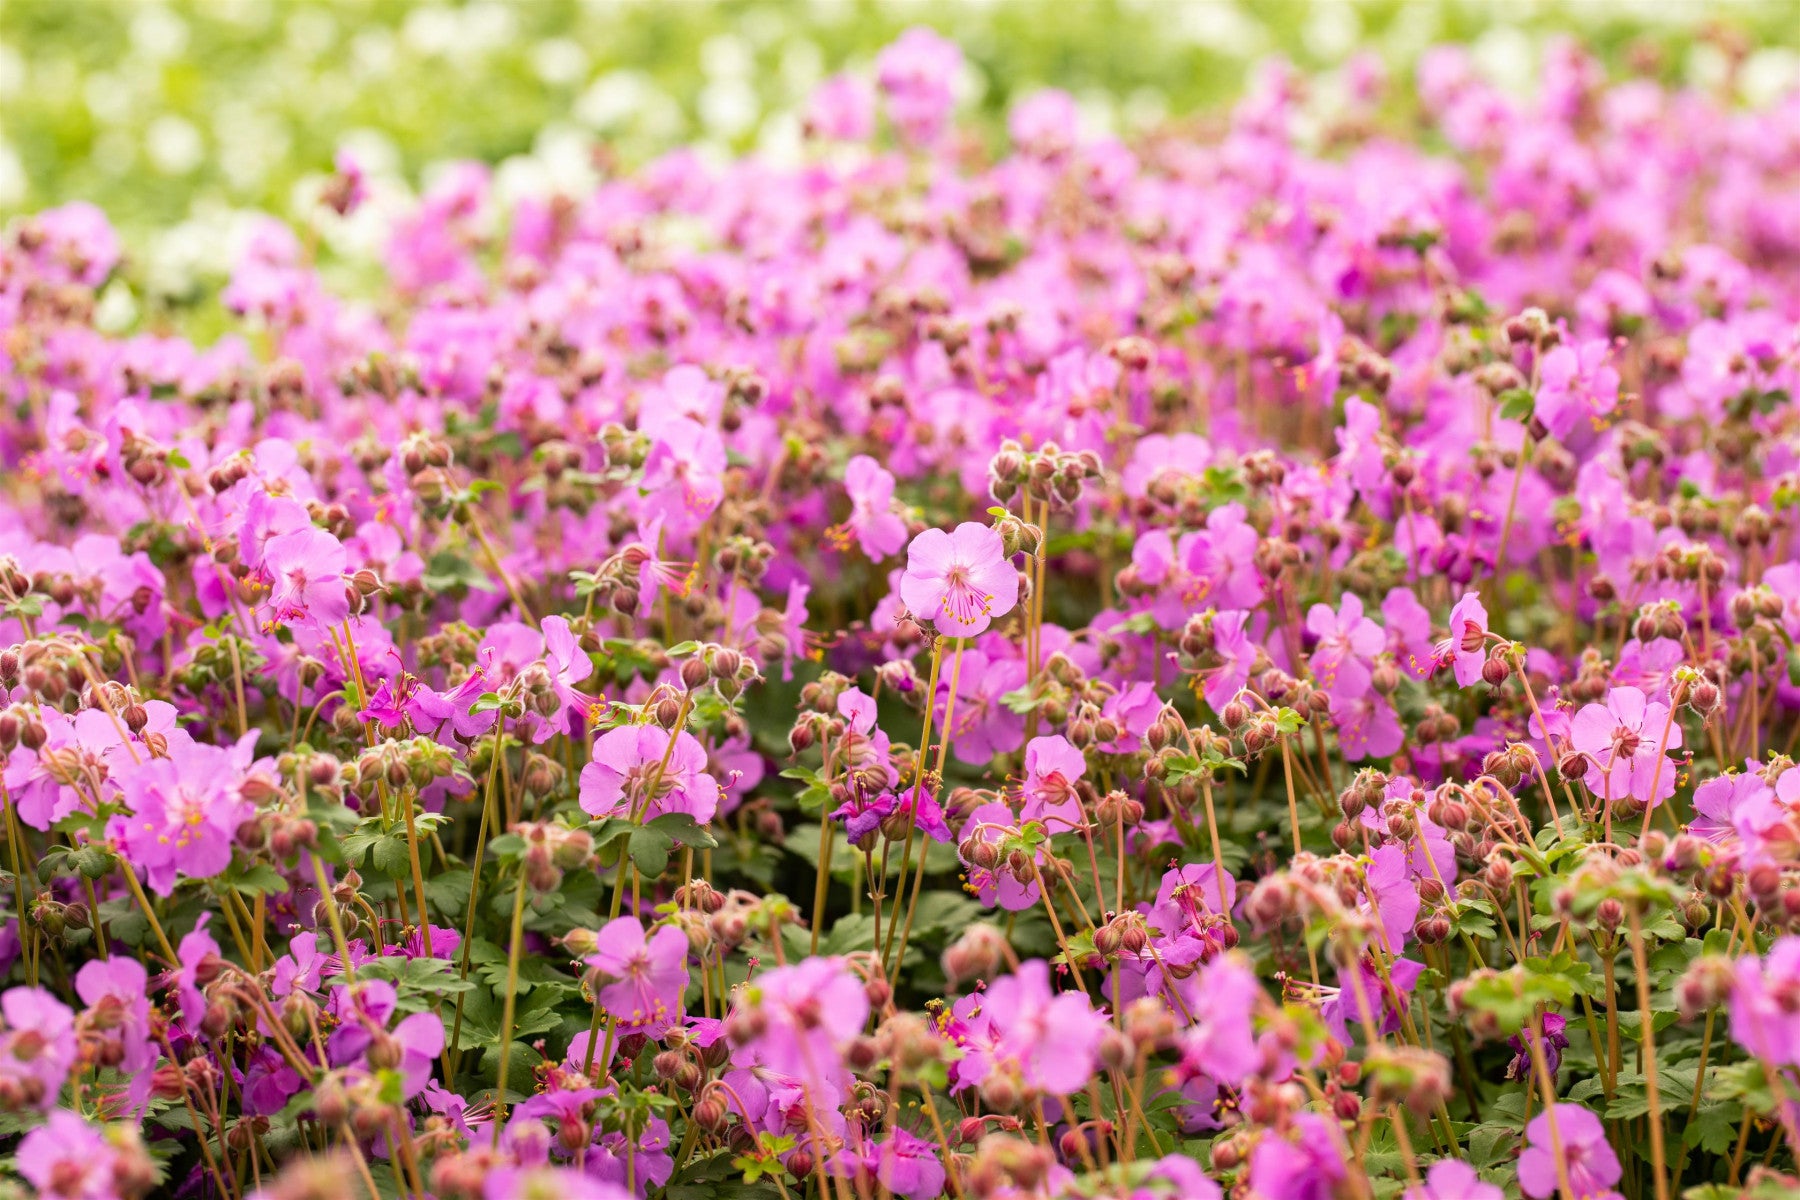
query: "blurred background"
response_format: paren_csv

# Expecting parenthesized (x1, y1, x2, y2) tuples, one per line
(4, 0, 1800, 324)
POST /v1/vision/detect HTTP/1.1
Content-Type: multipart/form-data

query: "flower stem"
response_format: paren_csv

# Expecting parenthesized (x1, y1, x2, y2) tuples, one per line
(493, 868, 529, 1144)
(1627, 907, 1671, 1200)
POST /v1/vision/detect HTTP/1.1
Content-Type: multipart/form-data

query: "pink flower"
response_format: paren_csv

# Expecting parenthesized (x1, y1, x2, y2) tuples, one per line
(170, 915, 224, 1030)
(900, 523, 1019, 639)
(640, 417, 726, 535)
(1202, 610, 1255, 712)
(325, 980, 444, 1098)
(1009, 89, 1081, 158)
(1307, 591, 1383, 702)
(966, 960, 1107, 1096)
(958, 802, 1040, 911)
(108, 739, 257, 896)
(876, 28, 962, 144)
(586, 917, 689, 1037)
(1535, 339, 1620, 441)
(1405, 1159, 1503, 1200)
(1439, 592, 1490, 687)
(482, 1166, 634, 1200)
(1383, 587, 1438, 680)
(1362, 843, 1422, 952)
(735, 957, 869, 1083)
(1020, 735, 1086, 832)
(1247, 1112, 1348, 1200)
(0, 986, 77, 1110)
(74, 958, 156, 1081)
(1517, 1104, 1621, 1200)
(1730, 937, 1800, 1067)
(836, 455, 907, 561)
(805, 73, 875, 141)
(1568, 685, 1683, 806)
(1176, 953, 1262, 1086)
(579, 725, 720, 824)
(17, 1110, 118, 1200)
(260, 526, 350, 629)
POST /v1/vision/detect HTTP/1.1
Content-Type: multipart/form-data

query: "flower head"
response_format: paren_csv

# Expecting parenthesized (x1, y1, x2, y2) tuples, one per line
(899, 523, 1019, 639)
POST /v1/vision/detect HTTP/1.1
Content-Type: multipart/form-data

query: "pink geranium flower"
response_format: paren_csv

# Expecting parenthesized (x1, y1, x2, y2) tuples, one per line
(586, 917, 689, 1037)
(1517, 1104, 1621, 1200)
(899, 523, 1019, 639)
(579, 725, 721, 824)
(1568, 685, 1683, 807)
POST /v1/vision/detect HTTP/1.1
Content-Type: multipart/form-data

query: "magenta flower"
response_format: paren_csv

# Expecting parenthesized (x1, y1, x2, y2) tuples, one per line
(170, 915, 224, 1030)
(967, 959, 1107, 1096)
(17, 1110, 118, 1200)
(73, 957, 156, 1083)
(1020, 734, 1086, 832)
(1405, 1159, 1503, 1200)
(579, 724, 721, 824)
(1730, 937, 1800, 1067)
(1149, 862, 1238, 932)
(0, 986, 77, 1110)
(1337, 694, 1404, 762)
(872, 1127, 948, 1200)
(108, 740, 255, 896)
(1506, 1011, 1570, 1081)
(1517, 1104, 1621, 1200)
(1009, 88, 1081, 158)
(1383, 587, 1438, 680)
(958, 802, 1040, 911)
(1176, 953, 1262, 1087)
(1247, 1112, 1349, 1200)
(1307, 591, 1383, 702)
(1535, 339, 1620, 441)
(1362, 843, 1422, 952)
(1439, 592, 1490, 687)
(1689, 770, 1771, 844)
(325, 980, 444, 1098)
(836, 455, 907, 561)
(640, 417, 726, 535)
(481, 1166, 635, 1200)
(735, 957, 869, 1083)
(805, 73, 875, 141)
(586, 917, 690, 1037)
(876, 27, 962, 144)
(899, 522, 1019, 639)
(260, 525, 350, 630)
(1201, 609, 1256, 712)
(1568, 685, 1683, 806)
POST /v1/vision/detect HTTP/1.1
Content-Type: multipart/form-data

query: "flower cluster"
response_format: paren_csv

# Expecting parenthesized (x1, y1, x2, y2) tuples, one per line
(4, 27, 1800, 1200)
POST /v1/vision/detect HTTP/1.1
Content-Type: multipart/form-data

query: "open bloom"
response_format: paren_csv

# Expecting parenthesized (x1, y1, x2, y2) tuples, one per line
(260, 525, 350, 629)
(17, 1110, 123, 1200)
(1730, 937, 1800, 1066)
(1569, 685, 1683, 807)
(586, 917, 689, 1037)
(1020, 734, 1086, 831)
(899, 523, 1019, 639)
(960, 960, 1107, 1096)
(0, 987, 77, 1110)
(835, 455, 907, 560)
(1535, 338, 1620, 441)
(1517, 1104, 1621, 1199)
(1438, 592, 1490, 687)
(579, 725, 720, 824)
(108, 739, 257, 896)
(1405, 1159, 1504, 1200)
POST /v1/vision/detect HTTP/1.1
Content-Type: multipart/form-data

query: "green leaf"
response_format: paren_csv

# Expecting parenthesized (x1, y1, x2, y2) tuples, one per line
(1496, 387, 1535, 422)
(628, 825, 675, 877)
(222, 863, 289, 897)
(645, 811, 719, 850)
(422, 551, 491, 593)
